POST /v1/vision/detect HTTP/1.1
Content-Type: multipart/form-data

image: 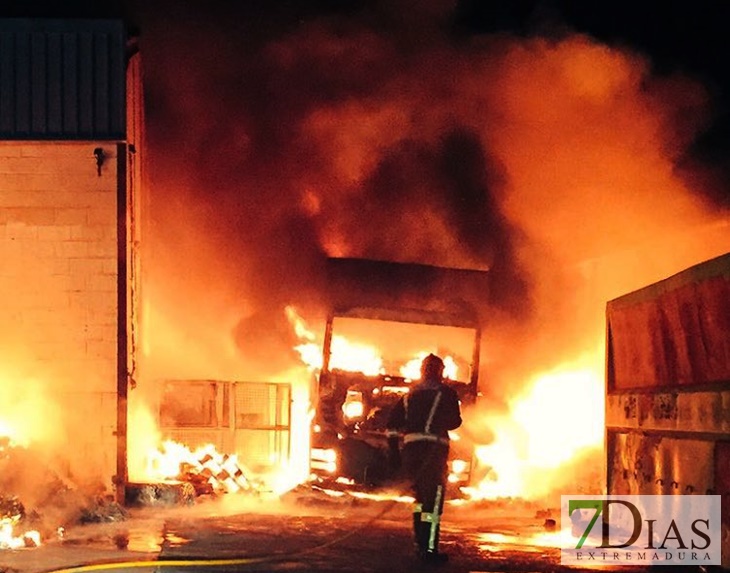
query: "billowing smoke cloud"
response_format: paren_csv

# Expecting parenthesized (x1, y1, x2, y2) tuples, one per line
(135, 1, 728, 403)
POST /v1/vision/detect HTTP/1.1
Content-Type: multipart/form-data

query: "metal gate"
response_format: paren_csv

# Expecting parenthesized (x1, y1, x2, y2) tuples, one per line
(159, 379, 291, 474)
(232, 382, 291, 473)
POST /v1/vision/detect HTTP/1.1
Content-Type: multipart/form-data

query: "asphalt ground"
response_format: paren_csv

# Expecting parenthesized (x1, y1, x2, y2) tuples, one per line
(0, 491, 671, 573)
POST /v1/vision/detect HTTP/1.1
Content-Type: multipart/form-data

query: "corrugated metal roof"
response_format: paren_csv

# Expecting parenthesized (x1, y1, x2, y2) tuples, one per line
(0, 19, 127, 140)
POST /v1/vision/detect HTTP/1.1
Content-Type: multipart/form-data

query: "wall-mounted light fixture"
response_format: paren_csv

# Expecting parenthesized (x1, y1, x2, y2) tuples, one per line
(93, 147, 105, 177)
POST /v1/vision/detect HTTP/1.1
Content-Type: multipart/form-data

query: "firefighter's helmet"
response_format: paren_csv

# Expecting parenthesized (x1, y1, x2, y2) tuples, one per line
(421, 353, 445, 380)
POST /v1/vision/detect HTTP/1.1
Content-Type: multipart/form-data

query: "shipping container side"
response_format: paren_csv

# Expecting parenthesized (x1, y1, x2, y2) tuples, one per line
(605, 252, 730, 566)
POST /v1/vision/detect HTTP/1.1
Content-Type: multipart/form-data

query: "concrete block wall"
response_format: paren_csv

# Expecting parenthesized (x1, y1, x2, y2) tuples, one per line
(0, 141, 119, 491)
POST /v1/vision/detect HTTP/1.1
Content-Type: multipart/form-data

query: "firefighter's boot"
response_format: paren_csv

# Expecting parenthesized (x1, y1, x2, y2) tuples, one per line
(417, 513, 447, 564)
(412, 503, 427, 553)
(416, 485, 447, 564)
(412, 511, 425, 553)
(413, 511, 425, 553)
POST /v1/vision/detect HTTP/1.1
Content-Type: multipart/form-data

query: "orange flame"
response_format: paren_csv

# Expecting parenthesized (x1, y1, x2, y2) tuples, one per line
(286, 307, 461, 380)
(0, 519, 41, 550)
(293, 335, 384, 376)
(0, 420, 25, 450)
(399, 352, 459, 380)
(286, 306, 385, 375)
(464, 349, 604, 500)
(0, 420, 42, 550)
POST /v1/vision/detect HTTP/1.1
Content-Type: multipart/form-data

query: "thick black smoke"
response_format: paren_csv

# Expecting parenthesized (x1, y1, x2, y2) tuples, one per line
(133, 0, 728, 393)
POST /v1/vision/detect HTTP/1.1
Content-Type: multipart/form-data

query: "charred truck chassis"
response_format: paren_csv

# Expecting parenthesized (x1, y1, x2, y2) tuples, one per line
(309, 258, 489, 494)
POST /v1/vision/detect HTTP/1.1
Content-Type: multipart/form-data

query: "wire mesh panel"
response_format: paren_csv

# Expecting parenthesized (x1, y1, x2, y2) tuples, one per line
(158, 380, 233, 452)
(233, 382, 291, 472)
(160, 380, 218, 427)
(154, 379, 291, 473)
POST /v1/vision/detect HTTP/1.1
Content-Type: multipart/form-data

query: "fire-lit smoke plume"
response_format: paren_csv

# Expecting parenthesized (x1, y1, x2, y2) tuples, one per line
(133, 2, 730, 499)
(0, 355, 80, 506)
(0, 367, 63, 450)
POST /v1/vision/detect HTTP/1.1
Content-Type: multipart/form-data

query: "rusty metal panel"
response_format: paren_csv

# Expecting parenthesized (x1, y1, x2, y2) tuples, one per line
(607, 252, 730, 390)
(607, 430, 728, 567)
(714, 441, 730, 552)
(607, 390, 730, 434)
(606, 254, 730, 568)
(607, 430, 717, 495)
(714, 442, 730, 568)
(0, 19, 126, 139)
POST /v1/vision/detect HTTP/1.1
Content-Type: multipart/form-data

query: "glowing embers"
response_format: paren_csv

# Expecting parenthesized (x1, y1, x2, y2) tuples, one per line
(475, 531, 554, 555)
(0, 519, 40, 549)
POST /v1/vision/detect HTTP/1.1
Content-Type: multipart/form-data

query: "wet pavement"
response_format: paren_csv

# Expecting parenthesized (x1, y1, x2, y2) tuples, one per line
(0, 490, 656, 573)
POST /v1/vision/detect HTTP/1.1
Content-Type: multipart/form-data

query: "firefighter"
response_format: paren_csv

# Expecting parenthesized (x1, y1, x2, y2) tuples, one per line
(386, 353, 462, 564)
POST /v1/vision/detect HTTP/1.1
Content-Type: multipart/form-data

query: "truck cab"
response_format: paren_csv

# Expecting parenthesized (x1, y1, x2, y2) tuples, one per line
(309, 258, 488, 494)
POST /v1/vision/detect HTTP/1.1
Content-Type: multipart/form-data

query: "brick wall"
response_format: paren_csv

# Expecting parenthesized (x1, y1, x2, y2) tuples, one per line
(0, 141, 119, 491)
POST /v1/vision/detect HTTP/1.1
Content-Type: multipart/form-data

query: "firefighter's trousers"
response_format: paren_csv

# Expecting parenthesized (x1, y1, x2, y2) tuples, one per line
(402, 440, 449, 554)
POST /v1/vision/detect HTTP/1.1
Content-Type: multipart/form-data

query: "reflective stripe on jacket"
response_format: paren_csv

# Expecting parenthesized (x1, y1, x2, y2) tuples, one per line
(386, 379, 462, 444)
(403, 433, 450, 445)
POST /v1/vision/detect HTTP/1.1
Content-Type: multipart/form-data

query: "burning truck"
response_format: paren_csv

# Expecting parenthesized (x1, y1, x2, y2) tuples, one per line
(307, 258, 489, 494)
(124, 257, 489, 503)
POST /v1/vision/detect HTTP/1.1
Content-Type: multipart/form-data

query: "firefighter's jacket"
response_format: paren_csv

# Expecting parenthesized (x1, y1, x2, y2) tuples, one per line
(386, 378, 462, 447)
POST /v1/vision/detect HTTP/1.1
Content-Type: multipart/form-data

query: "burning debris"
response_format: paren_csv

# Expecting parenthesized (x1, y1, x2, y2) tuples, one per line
(0, 428, 131, 551)
(127, 440, 270, 508)
(77, 497, 129, 525)
(0, 496, 39, 549)
(0, 436, 43, 549)
(174, 449, 257, 495)
(125, 482, 197, 508)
